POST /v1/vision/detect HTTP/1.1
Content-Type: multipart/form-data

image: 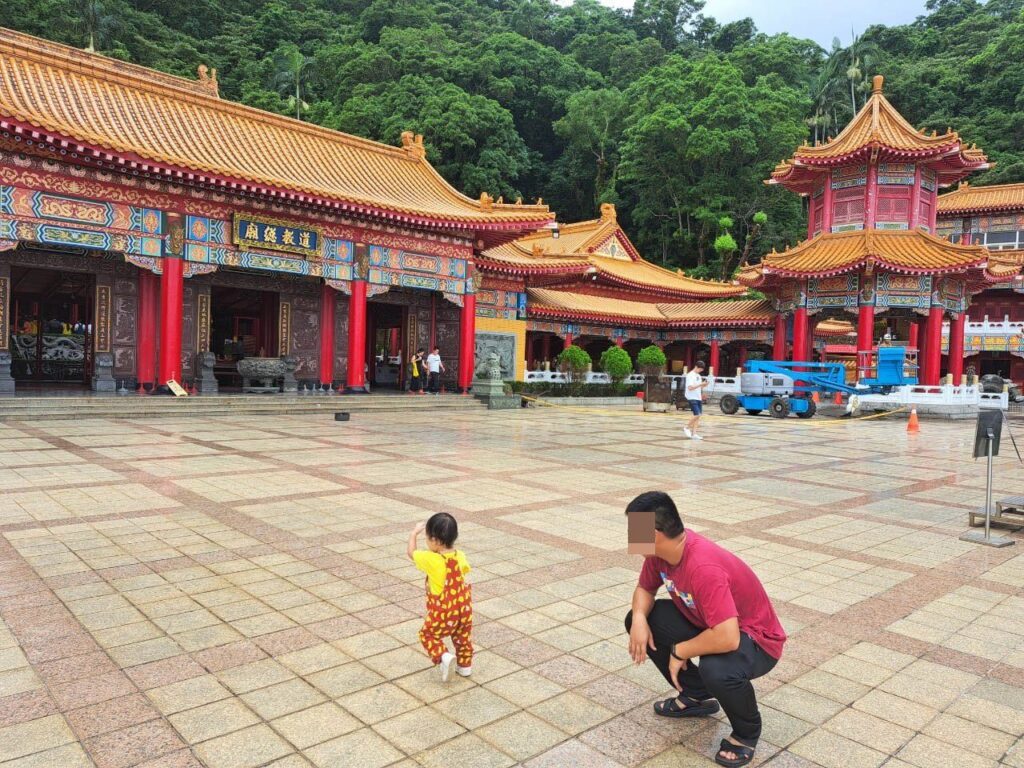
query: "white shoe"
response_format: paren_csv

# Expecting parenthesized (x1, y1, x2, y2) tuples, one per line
(691, 433, 704, 440)
(456, 666, 472, 677)
(683, 427, 692, 438)
(439, 652, 454, 682)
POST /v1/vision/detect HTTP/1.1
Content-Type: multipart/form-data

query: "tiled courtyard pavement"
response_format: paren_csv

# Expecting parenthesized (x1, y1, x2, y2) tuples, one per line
(0, 407, 1022, 768)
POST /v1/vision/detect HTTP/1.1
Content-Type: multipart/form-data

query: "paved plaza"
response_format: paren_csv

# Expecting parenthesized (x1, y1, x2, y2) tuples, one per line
(0, 406, 1022, 768)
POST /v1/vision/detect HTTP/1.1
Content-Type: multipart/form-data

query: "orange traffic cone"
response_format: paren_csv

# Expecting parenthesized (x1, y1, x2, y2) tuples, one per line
(833, 391, 843, 405)
(811, 391, 820, 404)
(907, 407, 920, 433)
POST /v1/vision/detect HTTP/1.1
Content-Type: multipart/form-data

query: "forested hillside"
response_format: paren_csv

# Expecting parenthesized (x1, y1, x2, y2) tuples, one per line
(2, 0, 1023, 277)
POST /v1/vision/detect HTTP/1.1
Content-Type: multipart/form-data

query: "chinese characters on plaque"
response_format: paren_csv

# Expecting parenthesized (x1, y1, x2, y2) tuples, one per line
(232, 214, 322, 258)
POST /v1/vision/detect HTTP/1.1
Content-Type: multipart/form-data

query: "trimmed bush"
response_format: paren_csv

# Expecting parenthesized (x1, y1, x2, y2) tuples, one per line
(636, 344, 667, 374)
(599, 345, 633, 384)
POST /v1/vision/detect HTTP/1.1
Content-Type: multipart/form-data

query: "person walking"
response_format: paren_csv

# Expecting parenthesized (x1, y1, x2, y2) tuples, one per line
(683, 360, 708, 440)
(624, 491, 786, 767)
(409, 348, 426, 395)
(426, 346, 444, 395)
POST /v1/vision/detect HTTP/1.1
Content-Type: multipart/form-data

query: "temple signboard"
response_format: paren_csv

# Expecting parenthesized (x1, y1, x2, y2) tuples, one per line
(232, 213, 322, 259)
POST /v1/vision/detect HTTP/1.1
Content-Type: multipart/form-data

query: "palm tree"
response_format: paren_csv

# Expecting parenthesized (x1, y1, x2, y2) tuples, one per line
(840, 30, 881, 114)
(273, 44, 313, 121)
(74, 0, 119, 52)
(807, 69, 843, 144)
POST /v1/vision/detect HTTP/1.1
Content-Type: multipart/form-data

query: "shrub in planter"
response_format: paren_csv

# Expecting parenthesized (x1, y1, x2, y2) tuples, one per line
(556, 344, 592, 395)
(599, 345, 633, 385)
(636, 345, 667, 377)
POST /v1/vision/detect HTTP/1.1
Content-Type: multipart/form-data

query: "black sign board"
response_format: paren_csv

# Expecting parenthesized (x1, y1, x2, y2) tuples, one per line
(973, 410, 1003, 459)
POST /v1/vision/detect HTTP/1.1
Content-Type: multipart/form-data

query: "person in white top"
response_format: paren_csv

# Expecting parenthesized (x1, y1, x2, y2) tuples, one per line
(426, 347, 445, 395)
(683, 360, 709, 440)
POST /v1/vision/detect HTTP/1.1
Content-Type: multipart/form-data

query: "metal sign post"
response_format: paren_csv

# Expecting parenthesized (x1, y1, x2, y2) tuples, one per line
(960, 411, 1015, 548)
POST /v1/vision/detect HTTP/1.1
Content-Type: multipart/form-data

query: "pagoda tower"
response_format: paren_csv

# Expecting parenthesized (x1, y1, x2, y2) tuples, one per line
(741, 76, 1018, 385)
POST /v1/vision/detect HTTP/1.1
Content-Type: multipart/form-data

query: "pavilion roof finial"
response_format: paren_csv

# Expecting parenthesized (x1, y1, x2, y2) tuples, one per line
(872, 75, 884, 94)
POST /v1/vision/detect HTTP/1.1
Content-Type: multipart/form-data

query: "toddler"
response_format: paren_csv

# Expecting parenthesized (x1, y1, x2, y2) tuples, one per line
(407, 513, 473, 681)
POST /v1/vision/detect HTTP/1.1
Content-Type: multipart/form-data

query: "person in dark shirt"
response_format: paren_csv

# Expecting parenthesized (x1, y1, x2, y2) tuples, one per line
(624, 491, 786, 767)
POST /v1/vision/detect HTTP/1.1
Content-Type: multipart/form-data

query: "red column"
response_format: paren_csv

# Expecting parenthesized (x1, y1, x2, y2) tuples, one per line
(158, 257, 183, 388)
(772, 313, 786, 360)
(542, 334, 551, 364)
(806, 197, 816, 240)
(923, 306, 944, 385)
(346, 280, 367, 393)
(857, 304, 875, 380)
(948, 312, 966, 384)
(909, 166, 923, 229)
(458, 293, 476, 393)
(709, 339, 720, 374)
(822, 171, 834, 233)
(916, 318, 928, 382)
(908, 320, 919, 349)
(865, 161, 879, 229)
(685, 345, 694, 369)
(563, 332, 573, 350)
(137, 269, 158, 390)
(319, 283, 335, 387)
(614, 338, 624, 348)
(791, 308, 809, 362)
(737, 345, 747, 368)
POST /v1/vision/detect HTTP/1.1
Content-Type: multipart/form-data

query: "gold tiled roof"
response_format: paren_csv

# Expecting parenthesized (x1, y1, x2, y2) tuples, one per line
(814, 319, 855, 337)
(0, 27, 551, 228)
(481, 206, 744, 298)
(787, 76, 973, 161)
(527, 288, 772, 326)
(738, 230, 992, 285)
(769, 77, 988, 190)
(938, 182, 1024, 214)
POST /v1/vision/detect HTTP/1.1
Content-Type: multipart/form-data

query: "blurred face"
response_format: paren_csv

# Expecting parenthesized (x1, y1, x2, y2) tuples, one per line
(627, 511, 656, 556)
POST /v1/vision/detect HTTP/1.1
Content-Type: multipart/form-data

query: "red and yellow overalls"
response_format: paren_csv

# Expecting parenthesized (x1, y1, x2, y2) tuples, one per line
(418, 554, 473, 667)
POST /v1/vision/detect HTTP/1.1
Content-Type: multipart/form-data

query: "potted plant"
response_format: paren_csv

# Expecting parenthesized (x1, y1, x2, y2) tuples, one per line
(600, 345, 633, 392)
(556, 344, 591, 396)
(636, 345, 671, 412)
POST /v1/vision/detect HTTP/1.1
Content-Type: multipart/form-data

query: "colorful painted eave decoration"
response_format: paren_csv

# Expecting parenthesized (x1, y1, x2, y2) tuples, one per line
(0, 28, 553, 233)
(737, 230, 997, 287)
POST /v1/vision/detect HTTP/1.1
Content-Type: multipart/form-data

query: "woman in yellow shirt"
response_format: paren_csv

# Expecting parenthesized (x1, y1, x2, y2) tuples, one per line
(407, 513, 473, 681)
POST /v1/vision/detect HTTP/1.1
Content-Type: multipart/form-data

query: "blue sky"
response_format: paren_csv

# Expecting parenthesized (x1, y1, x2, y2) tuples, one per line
(592, 0, 929, 47)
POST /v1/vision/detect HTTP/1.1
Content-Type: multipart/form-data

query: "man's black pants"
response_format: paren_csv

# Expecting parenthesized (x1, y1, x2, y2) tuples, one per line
(625, 600, 777, 743)
(428, 372, 440, 393)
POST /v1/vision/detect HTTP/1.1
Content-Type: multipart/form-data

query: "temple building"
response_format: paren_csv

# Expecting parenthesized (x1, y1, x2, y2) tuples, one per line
(0, 28, 552, 395)
(936, 182, 1024, 383)
(2, 24, 1022, 396)
(477, 203, 773, 376)
(739, 76, 1021, 386)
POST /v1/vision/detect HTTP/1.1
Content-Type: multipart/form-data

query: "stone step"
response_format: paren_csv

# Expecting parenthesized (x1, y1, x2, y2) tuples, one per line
(0, 394, 485, 420)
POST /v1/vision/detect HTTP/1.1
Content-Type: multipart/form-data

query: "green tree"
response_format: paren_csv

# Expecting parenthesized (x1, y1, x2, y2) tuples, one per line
(600, 345, 633, 383)
(272, 43, 313, 120)
(619, 55, 808, 271)
(553, 88, 627, 217)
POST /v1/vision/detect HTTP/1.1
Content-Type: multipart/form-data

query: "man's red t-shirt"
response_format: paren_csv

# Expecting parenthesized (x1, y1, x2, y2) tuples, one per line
(638, 531, 786, 659)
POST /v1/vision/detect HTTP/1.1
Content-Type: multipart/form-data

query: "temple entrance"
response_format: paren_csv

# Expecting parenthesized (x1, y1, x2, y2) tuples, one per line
(9, 266, 94, 386)
(210, 285, 280, 389)
(367, 302, 405, 389)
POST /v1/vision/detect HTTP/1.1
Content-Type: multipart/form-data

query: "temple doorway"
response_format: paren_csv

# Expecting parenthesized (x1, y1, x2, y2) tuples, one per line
(210, 285, 279, 388)
(368, 301, 406, 389)
(9, 265, 94, 387)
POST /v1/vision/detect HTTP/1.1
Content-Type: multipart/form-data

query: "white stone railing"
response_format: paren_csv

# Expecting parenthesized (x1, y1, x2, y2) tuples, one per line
(857, 384, 1007, 410)
(523, 370, 741, 394)
(944, 316, 1024, 336)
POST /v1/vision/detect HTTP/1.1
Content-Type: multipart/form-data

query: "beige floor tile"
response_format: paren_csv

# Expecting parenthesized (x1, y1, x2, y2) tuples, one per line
(270, 703, 361, 750)
(193, 723, 294, 768)
(168, 698, 260, 743)
(0, 715, 76, 762)
(372, 707, 465, 754)
(477, 711, 566, 761)
(305, 727, 405, 768)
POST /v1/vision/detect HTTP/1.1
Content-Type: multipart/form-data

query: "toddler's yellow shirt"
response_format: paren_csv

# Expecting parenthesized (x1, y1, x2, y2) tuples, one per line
(412, 550, 471, 595)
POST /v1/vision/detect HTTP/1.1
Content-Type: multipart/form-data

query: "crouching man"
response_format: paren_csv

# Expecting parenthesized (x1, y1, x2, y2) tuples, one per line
(624, 491, 786, 767)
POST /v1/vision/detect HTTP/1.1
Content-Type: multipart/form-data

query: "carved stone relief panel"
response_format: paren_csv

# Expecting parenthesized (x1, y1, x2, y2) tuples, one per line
(334, 293, 349, 382)
(285, 292, 319, 378)
(112, 274, 138, 376)
(181, 284, 196, 377)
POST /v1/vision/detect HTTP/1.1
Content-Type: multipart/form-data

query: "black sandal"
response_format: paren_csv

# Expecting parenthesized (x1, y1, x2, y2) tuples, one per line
(714, 737, 756, 767)
(653, 694, 720, 718)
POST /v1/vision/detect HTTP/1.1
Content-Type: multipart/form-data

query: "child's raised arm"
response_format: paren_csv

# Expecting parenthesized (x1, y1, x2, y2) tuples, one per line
(407, 521, 426, 561)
